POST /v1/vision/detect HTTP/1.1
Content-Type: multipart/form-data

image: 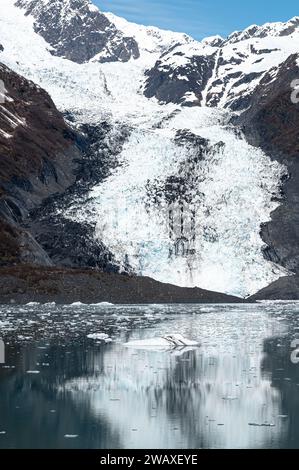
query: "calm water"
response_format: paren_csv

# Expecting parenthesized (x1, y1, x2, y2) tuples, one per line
(0, 302, 299, 449)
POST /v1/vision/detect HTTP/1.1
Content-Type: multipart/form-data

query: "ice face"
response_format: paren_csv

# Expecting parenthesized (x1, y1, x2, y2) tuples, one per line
(72, 107, 286, 298)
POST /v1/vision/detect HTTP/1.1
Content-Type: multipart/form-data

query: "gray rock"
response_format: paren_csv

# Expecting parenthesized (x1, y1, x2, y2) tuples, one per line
(250, 275, 299, 300)
(144, 52, 216, 105)
(236, 54, 299, 275)
(16, 0, 140, 63)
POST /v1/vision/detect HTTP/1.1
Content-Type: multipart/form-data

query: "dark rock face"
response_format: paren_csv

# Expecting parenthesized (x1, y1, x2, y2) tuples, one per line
(226, 25, 267, 44)
(16, 0, 140, 63)
(206, 71, 242, 107)
(0, 62, 81, 266)
(0, 266, 244, 304)
(0, 62, 138, 279)
(205, 47, 267, 109)
(0, 63, 132, 271)
(279, 17, 299, 36)
(250, 45, 280, 55)
(0, 219, 20, 266)
(249, 275, 299, 301)
(224, 72, 264, 111)
(144, 53, 216, 105)
(146, 131, 224, 207)
(29, 121, 131, 272)
(236, 54, 299, 275)
(0, 64, 79, 212)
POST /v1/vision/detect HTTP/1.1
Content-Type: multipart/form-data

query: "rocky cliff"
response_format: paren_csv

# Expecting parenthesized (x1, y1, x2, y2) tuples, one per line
(0, 61, 80, 266)
(16, 0, 140, 63)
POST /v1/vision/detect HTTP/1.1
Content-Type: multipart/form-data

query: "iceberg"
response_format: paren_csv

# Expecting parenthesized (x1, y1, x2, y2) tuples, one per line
(87, 333, 111, 342)
(124, 333, 199, 351)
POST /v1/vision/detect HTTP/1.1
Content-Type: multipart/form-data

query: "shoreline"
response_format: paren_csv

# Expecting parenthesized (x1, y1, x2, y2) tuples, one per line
(0, 265, 246, 305)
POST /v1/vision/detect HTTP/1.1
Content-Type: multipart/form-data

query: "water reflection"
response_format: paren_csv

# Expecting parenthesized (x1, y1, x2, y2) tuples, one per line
(262, 327, 299, 448)
(0, 303, 299, 448)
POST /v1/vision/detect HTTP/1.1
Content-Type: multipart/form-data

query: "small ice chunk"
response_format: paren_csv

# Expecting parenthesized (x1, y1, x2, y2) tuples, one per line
(26, 370, 40, 374)
(64, 434, 78, 438)
(87, 333, 110, 341)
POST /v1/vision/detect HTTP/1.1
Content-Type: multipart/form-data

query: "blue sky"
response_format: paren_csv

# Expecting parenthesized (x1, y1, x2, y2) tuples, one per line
(96, 0, 298, 40)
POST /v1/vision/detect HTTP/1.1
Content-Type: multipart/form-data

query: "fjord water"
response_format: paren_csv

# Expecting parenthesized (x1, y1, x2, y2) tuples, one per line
(0, 302, 299, 449)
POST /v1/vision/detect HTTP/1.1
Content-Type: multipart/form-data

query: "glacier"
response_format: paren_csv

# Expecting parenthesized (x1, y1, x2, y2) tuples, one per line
(68, 108, 286, 297)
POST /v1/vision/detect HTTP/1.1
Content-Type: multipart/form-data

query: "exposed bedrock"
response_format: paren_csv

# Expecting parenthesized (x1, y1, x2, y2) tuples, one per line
(0, 62, 80, 266)
(16, 0, 140, 63)
(144, 53, 216, 105)
(0, 63, 129, 271)
(236, 54, 299, 276)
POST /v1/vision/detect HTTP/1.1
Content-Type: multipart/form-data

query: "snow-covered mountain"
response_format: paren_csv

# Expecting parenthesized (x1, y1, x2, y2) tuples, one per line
(15, 0, 140, 63)
(142, 20, 299, 109)
(1, 0, 299, 297)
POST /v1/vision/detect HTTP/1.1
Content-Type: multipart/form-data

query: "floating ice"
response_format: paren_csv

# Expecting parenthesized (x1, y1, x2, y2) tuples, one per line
(125, 333, 199, 350)
(87, 333, 111, 341)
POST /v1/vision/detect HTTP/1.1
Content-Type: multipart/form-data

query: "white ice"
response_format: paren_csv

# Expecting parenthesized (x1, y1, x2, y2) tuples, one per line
(125, 333, 200, 350)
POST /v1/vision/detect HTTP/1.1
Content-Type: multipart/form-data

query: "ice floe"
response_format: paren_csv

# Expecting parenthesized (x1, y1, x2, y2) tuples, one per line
(124, 333, 199, 351)
(87, 333, 112, 342)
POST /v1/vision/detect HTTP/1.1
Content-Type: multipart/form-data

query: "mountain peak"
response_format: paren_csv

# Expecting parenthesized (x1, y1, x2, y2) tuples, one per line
(202, 35, 224, 47)
(225, 16, 299, 45)
(15, 0, 140, 63)
(105, 11, 195, 56)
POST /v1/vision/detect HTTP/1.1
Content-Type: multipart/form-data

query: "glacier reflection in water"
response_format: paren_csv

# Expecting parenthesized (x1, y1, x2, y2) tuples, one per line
(1, 302, 299, 448)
